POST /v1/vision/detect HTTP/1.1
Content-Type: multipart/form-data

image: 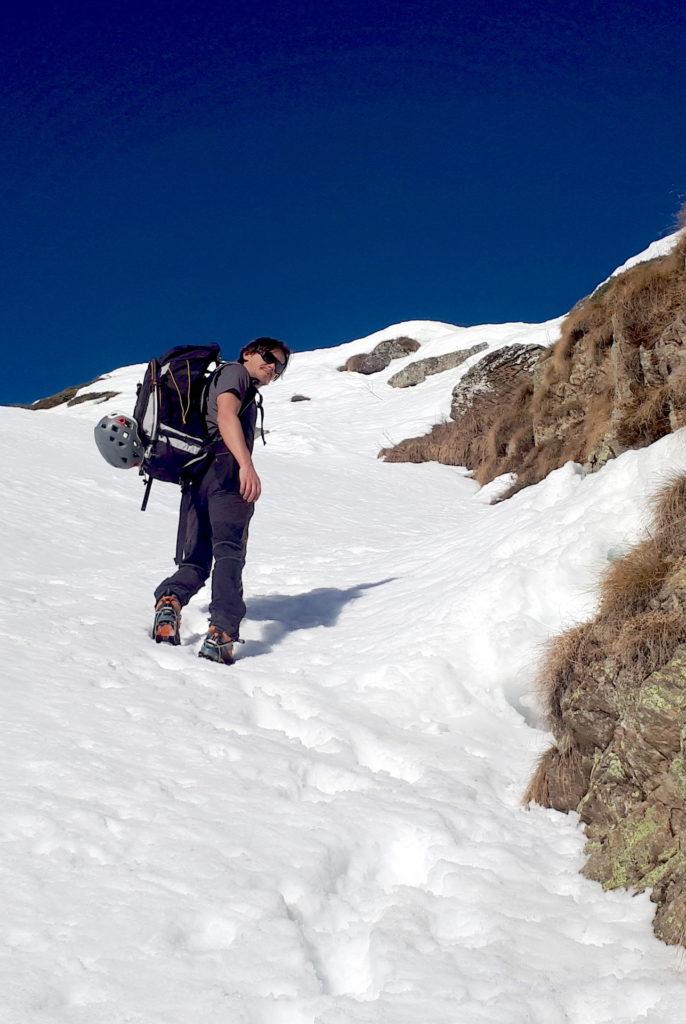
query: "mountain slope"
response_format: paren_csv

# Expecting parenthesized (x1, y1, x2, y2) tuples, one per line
(4, 236, 686, 1023)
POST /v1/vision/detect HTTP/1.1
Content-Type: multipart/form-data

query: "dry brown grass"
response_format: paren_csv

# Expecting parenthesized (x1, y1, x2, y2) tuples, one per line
(498, 437, 566, 500)
(614, 610, 686, 681)
(475, 381, 535, 484)
(651, 474, 686, 554)
(523, 745, 559, 806)
(382, 230, 686, 499)
(380, 371, 536, 482)
(599, 538, 669, 619)
(536, 622, 594, 730)
(523, 408, 686, 922)
(532, 477, 686, 717)
(550, 331, 578, 379)
(613, 245, 686, 349)
(616, 385, 672, 448)
(380, 418, 475, 468)
(581, 391, 616, 456)
(523, 740, 589, 810)
(516, 233, 686, 494)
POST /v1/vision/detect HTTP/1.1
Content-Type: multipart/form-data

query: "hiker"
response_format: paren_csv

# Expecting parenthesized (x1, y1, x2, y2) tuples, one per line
(152, 337, 290, 664)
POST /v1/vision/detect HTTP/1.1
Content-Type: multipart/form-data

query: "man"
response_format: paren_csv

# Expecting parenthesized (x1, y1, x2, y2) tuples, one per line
(152, 337, 290, 664)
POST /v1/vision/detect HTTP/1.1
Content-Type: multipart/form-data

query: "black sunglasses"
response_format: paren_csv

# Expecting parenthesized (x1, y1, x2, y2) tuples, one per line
(254, 346, 287, 377)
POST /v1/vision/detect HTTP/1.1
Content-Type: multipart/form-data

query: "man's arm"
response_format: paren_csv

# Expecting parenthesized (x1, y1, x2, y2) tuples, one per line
(216, 391, 261, 502)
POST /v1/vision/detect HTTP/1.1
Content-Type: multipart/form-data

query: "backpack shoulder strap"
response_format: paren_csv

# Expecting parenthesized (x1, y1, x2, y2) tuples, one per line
(254, 390, 266, 445)
(200, 360, 226, 420)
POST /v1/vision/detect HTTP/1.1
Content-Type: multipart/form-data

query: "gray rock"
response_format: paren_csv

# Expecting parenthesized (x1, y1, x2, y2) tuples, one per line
(339, 336, 420, 374)
(14, 375, 117, 411)
(68, 390, 120, 407)
(387, 343, 488, 388)
(339, 353, 387, 375)
(450, 344, 545, 420)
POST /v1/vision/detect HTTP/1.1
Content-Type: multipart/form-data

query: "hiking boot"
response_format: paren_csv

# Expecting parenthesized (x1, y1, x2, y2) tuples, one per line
(198, 625, 238, 665)
(152, 595, 182, 645)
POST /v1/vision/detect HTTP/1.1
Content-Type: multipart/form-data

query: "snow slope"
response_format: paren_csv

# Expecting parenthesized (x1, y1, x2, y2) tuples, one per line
(4, 242, 686, 1022)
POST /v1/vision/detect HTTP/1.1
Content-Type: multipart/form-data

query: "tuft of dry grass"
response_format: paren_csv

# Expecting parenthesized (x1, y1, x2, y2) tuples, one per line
(474, 381, 535, 485)
(498, 437, 566, 501)
(523, 746, 559, 806)
(651, 474, 686, 555)
(379, 366, 538, 483)
(598, 538, 668, 619)
(615, 386, 672, 448)
(523, 740, 590, 811)
(536, 622, 592, 731)
(614, 610, 686, 681)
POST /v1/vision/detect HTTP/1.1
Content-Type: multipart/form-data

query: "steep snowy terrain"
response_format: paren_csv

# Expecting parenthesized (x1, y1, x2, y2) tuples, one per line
(4, 236, 686, 1023)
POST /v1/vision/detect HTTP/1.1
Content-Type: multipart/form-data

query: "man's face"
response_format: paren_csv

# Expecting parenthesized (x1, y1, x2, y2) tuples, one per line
(243, 346, 287, 386)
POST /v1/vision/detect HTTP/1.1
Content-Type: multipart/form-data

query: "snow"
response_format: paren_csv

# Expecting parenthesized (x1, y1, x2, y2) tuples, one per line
(591, 229, 682, 293)
(4, 237, 686, 1022)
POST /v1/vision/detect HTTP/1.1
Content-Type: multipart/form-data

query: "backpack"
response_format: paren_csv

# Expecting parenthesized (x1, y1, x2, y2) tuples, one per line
(132, 343, 225, 510)
(94, 343, 263, 509)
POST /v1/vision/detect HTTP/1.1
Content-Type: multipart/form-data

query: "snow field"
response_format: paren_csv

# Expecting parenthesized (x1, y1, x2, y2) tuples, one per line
(4, 308, 686, 1022)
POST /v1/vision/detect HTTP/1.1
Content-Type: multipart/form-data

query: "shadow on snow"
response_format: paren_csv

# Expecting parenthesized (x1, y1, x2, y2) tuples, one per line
(242, 578, 396, 657)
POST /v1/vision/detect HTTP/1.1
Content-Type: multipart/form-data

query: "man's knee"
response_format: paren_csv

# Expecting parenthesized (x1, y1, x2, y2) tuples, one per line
(212, 537, 246, 565)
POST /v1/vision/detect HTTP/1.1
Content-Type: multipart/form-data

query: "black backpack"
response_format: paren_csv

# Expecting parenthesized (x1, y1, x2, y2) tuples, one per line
(133, 344, 226, 509)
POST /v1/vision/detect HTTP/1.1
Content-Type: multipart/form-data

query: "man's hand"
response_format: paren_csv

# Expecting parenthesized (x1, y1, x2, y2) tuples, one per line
(239, 463, 262, 502)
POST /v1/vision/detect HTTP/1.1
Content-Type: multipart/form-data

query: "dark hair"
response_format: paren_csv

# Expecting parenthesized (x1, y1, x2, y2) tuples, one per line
(239, 337, 291, 376)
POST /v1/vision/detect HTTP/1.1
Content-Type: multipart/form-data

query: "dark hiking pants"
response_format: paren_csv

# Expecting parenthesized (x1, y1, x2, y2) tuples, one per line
(154, 455, 254, 638)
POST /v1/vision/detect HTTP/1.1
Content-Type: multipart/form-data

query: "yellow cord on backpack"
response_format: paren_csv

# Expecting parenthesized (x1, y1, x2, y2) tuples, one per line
(169, 360, 192, 424)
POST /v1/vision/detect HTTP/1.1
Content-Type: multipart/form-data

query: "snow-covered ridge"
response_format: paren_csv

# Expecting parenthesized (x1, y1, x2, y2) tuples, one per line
(608, 229, 682, 280)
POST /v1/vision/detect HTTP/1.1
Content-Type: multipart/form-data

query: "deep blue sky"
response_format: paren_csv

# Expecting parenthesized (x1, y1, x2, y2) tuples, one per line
(2, 0, 685, 404)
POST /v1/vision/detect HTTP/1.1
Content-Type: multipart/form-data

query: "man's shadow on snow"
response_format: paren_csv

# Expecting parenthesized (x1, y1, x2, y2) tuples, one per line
(241, 578, 396, 658)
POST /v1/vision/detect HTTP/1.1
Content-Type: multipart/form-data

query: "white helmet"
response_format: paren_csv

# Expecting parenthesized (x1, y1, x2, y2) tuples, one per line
(94, 413, 144, 469)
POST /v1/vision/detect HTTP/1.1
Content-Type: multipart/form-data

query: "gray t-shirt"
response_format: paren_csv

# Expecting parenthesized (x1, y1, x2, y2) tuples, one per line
(205, 362, 258, 453)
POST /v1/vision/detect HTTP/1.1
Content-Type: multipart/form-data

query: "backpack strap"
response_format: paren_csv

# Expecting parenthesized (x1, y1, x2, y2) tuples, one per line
(140, 474, 154, 512)
(200, 361, 224, 422)
(202, 364, 266, 448)
(254, 390, 266, 445)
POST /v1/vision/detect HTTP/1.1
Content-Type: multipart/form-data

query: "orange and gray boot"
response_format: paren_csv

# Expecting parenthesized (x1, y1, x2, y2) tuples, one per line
(152, 595, 182, 645)
(198, 625, 241, 665)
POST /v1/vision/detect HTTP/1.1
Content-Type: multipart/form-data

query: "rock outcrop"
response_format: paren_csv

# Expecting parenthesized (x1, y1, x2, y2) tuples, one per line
(387, 343, 487, 388)
(381, 234, 686, 498)
(380, 344, 544, 482)
(339, 337, 420, 375)
(18, 377, 120, 411)
(525, 476, 686, 947)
